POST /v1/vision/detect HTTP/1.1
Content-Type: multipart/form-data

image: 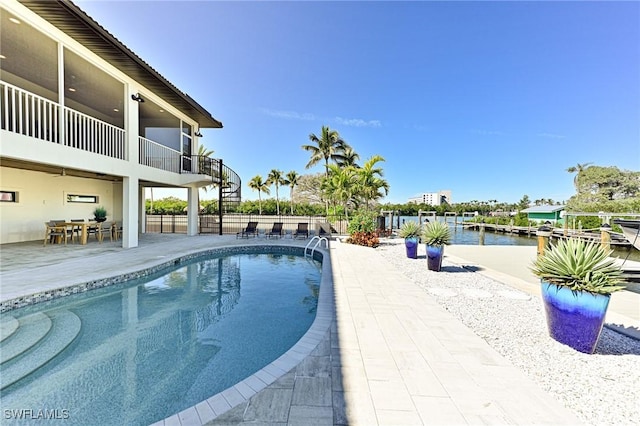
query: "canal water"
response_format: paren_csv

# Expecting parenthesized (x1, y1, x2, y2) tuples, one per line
(390, 216, 640, 262)
(391, 216, 537, 246)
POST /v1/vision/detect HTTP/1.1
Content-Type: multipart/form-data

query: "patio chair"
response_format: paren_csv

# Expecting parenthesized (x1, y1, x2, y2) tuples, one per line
(112, 221, 123, 241)
(53, 219, 76, 243)
(267, 222, 283, 238)
(294, 222, 309, 239)
(43, 221, 67, 246)
(70, 219, 84, 242)
(97, 221, 114, 243)
(236, 221, 258, 238)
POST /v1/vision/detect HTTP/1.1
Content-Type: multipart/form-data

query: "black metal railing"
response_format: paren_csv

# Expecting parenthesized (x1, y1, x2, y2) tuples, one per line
(145, 214, 348, 236)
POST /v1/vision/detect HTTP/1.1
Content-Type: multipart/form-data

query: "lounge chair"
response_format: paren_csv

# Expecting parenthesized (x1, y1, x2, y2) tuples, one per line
(294, 222, 309, 239)
(236, 221, 258, 238)
(267, 222, 283, 238)
(317, 222, 332, 239)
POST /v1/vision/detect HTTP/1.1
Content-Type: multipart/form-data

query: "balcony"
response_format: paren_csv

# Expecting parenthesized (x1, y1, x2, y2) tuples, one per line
(1, 81, 240, 202)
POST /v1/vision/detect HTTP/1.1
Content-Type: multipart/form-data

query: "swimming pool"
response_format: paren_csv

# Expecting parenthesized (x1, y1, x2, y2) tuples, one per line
(0, 248, 322, 425)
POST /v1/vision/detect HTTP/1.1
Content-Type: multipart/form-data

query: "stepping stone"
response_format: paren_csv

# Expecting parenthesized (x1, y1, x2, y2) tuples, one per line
(460, 288, 493, 299)
(426, 287, 458, 297)
(496, 290, 531, 301)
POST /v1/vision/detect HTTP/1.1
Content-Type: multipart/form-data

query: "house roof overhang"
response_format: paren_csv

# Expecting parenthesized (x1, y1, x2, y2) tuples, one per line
(18, 0, 222, 129)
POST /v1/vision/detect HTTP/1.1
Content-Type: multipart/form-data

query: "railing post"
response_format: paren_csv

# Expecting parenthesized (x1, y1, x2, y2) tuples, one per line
(536, 224, 553, 257)
(600, 223, 611, 251)
(218, 159, 223, 235)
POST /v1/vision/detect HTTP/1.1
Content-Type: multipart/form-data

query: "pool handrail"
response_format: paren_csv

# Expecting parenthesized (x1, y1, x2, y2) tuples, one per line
(305, 236, 329, 258)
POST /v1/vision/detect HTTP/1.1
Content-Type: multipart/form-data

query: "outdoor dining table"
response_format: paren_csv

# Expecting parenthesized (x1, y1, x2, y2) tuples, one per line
(62, 221, 98, 245)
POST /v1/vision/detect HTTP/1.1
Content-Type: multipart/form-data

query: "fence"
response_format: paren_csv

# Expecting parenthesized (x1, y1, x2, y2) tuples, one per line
(145, 214, 349, 236)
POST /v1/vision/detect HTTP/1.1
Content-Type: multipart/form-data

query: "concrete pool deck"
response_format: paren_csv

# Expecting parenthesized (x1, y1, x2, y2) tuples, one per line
(2, 235, 637, 424)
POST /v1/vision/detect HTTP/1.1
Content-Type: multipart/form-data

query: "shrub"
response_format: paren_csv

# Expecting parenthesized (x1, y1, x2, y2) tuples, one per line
(347, 232, 380, 248)
(347, 210, 377, 234)
(346, 210, 379, 247)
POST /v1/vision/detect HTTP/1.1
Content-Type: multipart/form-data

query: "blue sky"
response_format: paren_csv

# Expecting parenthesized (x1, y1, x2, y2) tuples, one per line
(76, 0, 639, 204)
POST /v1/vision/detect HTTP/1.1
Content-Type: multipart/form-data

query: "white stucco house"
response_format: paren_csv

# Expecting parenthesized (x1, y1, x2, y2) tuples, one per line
(1, 0, 239, 247)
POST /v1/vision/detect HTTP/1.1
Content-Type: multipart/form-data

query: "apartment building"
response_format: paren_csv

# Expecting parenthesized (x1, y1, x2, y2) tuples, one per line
(407, 190, 452, 206)
(0, 0, 239, 247)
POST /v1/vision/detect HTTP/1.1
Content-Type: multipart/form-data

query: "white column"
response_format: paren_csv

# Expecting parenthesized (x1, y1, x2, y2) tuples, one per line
(123, 176, 139, 248)
(139, 185, 146, 233)
(187, 186, 199, 236)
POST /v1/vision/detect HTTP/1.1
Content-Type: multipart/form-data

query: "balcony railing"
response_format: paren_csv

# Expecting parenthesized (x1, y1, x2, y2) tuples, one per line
(1, 81, 241, 203)
(1, 81, 125, 159)
(138, 137, 181, 173)
(1, 81, 59, 143)
(65, 108, 125, 159)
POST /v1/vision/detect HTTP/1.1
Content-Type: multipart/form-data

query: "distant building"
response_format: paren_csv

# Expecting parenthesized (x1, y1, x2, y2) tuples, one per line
(408, 190, 452, 206)
(521, 205, 566, 224)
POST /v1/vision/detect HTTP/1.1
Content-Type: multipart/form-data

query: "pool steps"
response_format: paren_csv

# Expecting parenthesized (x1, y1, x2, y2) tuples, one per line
(0, 315, 20, 342)
(0, 312, 52, 364)
(0, 310, 81, 390)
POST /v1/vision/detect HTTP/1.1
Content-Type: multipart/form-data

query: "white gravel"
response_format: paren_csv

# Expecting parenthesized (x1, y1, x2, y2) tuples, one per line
(376, 239, 640, 426)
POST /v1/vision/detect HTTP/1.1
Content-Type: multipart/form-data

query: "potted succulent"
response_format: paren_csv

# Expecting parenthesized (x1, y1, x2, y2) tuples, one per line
(530, 238, 625, 354)
(398, 221, 421, 259)
(93, 206, 107, 222)
(422, 221, 451, 271)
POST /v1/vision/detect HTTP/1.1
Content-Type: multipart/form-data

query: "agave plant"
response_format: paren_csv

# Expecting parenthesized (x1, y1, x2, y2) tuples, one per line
(398, 221, 421, 239)
(421, 221, 451, 247)
(530, 238, 625, 295)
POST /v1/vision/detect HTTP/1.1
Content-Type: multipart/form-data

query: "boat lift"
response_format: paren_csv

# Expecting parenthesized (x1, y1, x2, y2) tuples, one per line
(418, 210, 436, 225)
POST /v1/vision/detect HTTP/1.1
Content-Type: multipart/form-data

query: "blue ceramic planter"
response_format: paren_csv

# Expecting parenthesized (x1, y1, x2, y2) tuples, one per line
(540, 282, 610, 354)
(426, 245, 444, 271)
(405, 237, 419, 259)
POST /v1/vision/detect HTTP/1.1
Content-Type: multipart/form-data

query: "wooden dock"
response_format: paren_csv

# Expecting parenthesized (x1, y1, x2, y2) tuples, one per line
(460, 222, 633, 247)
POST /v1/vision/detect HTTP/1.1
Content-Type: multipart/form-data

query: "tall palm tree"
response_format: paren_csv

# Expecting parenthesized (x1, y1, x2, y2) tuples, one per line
(566, 162, 593, 192)
(285, 170, 299, 215)
(302, 126, 350, 177)
(337, 146, 360, 168)
(325, 164, 357, 219)
(248, 175, 270, 215)
(266, 169, 285, 215)
(358, 155, 389, 210)
(302, 126, 351, 214)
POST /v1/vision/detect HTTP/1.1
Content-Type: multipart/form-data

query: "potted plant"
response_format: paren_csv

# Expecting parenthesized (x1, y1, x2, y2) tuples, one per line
(422, 221, 451, 271)
(398, 221, 421, 259)
(93, 206, 107, 222)
(530, 238, 625, 354)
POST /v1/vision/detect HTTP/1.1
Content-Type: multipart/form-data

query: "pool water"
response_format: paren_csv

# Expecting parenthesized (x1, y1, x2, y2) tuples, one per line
(0, 251, 321, 425)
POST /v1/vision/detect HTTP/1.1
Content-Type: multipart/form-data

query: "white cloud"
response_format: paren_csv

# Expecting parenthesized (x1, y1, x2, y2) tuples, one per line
(335, 117, 382, 128)
(260, 108, 316, 121)
(538, 132, 566, 139)
(471, 129, 505, 136)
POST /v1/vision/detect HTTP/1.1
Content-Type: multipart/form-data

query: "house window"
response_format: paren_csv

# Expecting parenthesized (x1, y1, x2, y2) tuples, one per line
(0, 191, 18, 202)
(67, 194, 98, 204)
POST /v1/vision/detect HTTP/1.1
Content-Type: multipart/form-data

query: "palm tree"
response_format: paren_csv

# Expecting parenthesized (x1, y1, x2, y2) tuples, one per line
(302, 126, 350, 177)
(266, 169, 285, 215)
(337, 146, 360, 168)
(248, 175, 270, 215)
(358, 155, 389, 210)
(325, 164, 358, 220)
(302, 126, 351, 215)
(566, 162, 593, 192)
(285, 170, 299, 215)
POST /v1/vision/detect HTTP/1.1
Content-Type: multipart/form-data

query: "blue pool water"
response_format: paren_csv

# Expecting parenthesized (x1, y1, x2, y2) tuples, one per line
(0, 250, 321, 425)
